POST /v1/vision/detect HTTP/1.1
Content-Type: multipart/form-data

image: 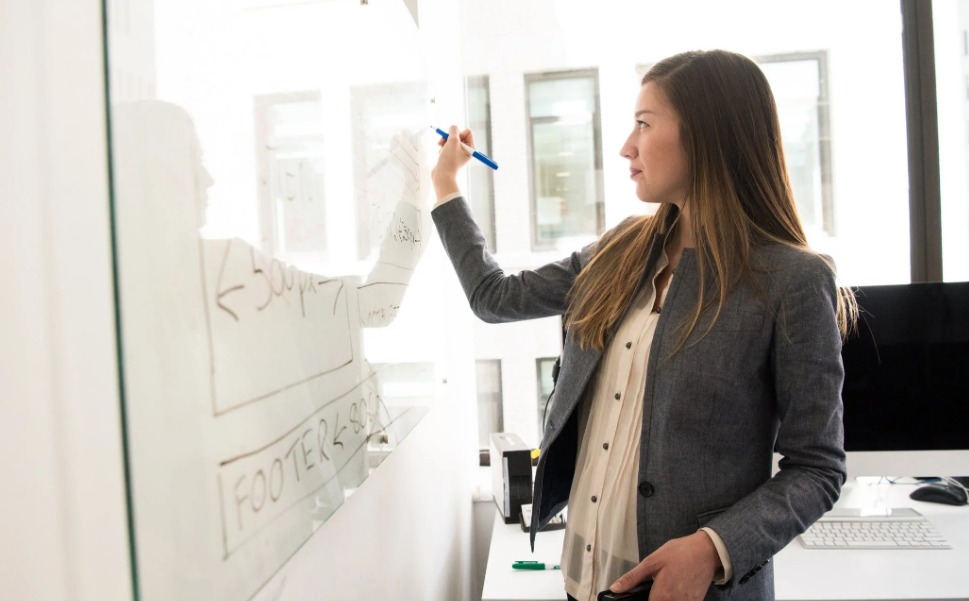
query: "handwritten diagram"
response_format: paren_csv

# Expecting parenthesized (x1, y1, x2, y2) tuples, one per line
(217, 374, 403, 558)
(201, 239, 355, 416)
(111, 92, 433, 601)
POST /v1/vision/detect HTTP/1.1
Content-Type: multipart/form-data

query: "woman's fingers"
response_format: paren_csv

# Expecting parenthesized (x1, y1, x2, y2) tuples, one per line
(435, 126, 475, 150)
(459, 128, 476, 150)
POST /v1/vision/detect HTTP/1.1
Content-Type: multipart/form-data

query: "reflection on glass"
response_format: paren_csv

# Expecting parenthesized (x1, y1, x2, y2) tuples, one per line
(933, 0, 969, 282)
(475, 360, 504, 450)
(255, 93, 326, 256)
(352, 82, 429, 260)
(105, 0, 437, 599)
(527, 72, 604, 250)
(369, 362, 436, 468)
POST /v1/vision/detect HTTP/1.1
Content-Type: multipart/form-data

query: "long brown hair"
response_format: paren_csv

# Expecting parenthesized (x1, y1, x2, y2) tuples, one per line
(566, 50, 857, 351)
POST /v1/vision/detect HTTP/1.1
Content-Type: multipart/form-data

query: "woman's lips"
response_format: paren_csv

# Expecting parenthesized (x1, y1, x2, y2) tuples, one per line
(630, 169, 642, 179)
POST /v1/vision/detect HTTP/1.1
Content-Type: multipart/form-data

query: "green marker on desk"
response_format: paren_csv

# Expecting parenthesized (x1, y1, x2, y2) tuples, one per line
(512, 561, 560, 571)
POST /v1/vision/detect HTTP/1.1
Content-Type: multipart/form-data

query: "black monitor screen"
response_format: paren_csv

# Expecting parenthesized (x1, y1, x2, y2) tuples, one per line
(841, 281, 969, 451)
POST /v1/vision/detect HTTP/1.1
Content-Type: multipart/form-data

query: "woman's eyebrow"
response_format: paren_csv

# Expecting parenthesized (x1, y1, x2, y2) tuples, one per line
(635, 109, 656, 117)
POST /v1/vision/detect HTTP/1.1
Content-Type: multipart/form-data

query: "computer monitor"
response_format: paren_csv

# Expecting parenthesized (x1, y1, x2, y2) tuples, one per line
(841, 281, 969, 477)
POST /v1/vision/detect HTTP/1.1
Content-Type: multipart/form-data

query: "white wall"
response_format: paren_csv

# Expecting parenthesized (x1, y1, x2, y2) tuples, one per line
(0, 1, 133, 601)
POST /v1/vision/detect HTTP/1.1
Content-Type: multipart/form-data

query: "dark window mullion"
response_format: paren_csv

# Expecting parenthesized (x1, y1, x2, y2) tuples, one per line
(901, 0, 943, 283)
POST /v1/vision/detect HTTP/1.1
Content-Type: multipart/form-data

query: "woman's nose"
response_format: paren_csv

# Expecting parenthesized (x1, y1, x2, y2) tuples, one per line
(619, 134, 637, 160)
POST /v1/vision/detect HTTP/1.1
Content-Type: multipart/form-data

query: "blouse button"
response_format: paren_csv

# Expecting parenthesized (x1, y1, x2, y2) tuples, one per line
(625, 341, 632, 349)
(603, 442, 609, 450)
(591, 495, 597, 503)
(614, 392, 621, 400)
(586, 544, 592, 552)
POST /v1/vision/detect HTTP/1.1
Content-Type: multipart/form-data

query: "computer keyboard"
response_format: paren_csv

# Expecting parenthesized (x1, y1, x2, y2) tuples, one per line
(799, 508, 951, 549)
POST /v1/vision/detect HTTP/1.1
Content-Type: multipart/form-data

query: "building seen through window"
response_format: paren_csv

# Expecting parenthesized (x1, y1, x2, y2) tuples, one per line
(466, 75, 497, 252)
(476, 359, 504, 452)
(536, 357, 557, 443)
(526, 70, 605, 251)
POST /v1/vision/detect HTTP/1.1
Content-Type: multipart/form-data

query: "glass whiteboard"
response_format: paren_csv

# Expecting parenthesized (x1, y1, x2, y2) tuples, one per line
(105, 0, 440, 598)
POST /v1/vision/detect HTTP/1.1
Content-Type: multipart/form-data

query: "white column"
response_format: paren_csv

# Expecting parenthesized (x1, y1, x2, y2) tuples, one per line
(0, 1, 133, 600)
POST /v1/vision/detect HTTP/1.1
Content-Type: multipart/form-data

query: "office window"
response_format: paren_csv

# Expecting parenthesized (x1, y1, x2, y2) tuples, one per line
(254, 92, 326, 257)
(758, 52, 835, 237)
(934, 1, 969, 282)
(536, 357, 556, 442)
(526, 70, 604, 251)
(350, 82, 428, 260)
(476, 360, 504, 451)
(466, 76, 497, 251)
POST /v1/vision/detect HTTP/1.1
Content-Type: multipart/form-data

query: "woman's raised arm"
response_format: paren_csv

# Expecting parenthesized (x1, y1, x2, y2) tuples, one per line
(432, 197, 595, 324)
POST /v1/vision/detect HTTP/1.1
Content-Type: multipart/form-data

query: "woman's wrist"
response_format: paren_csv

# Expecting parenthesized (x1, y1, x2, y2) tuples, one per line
(432, 178, 461, 207)
(693, 531, 723, 576)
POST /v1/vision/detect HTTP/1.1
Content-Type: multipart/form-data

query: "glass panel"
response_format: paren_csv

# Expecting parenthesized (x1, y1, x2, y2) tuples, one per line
(255, 94, 326, 255)
(475, 360, 504, 450)
(536, 358, 556, 442)
(105, 0, 440, 598)
(466, 76, 497, 251)
(351, 82, 429, 260)
(934, 0, 969, 282)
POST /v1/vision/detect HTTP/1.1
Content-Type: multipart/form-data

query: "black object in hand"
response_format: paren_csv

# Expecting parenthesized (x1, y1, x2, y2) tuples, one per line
(597, 580, 653, 601)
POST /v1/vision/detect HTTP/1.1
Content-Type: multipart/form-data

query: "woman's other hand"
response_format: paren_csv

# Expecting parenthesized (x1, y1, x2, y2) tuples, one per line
(431, 125, 474, 203)
(610, 531, 721, 601)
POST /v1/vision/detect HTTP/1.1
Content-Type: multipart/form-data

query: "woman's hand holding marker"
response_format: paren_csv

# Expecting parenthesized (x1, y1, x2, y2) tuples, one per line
(431, 125, 475, 202)
(431, 124, 498, 206)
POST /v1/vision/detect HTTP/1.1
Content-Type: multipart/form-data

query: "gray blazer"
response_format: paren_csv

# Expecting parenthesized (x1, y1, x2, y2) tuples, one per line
(432, 198, 846, 600)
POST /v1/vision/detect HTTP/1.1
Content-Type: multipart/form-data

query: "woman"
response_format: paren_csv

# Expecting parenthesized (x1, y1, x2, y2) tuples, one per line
(431, 50, 855, 601)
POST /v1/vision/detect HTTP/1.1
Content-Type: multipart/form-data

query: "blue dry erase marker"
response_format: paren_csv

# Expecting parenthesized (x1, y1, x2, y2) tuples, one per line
(432, 126, 499, 170)
(512, 561, 560, 571)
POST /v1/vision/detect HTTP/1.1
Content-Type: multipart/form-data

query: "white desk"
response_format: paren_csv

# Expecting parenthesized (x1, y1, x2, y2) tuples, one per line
(482, 481, 969, 601)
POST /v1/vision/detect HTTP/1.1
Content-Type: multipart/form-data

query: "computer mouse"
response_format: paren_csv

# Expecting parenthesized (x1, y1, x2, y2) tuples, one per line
(909, 483, 968, 506)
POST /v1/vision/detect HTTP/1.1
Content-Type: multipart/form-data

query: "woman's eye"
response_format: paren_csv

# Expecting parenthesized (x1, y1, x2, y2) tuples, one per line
(637, 120, 648, 129)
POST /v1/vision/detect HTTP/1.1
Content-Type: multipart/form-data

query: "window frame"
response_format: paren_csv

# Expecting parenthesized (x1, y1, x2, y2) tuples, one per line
(902, 0, 943, 283)
(475, 359, 504, 461)
(524, 68, 606, 251)
(465, 75, 498, 252)
(756, 50, 836, 237)
(535, 356, 557, 442)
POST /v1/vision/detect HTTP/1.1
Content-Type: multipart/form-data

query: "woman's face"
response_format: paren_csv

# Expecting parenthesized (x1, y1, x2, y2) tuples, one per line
(620, 82, 690, 207)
